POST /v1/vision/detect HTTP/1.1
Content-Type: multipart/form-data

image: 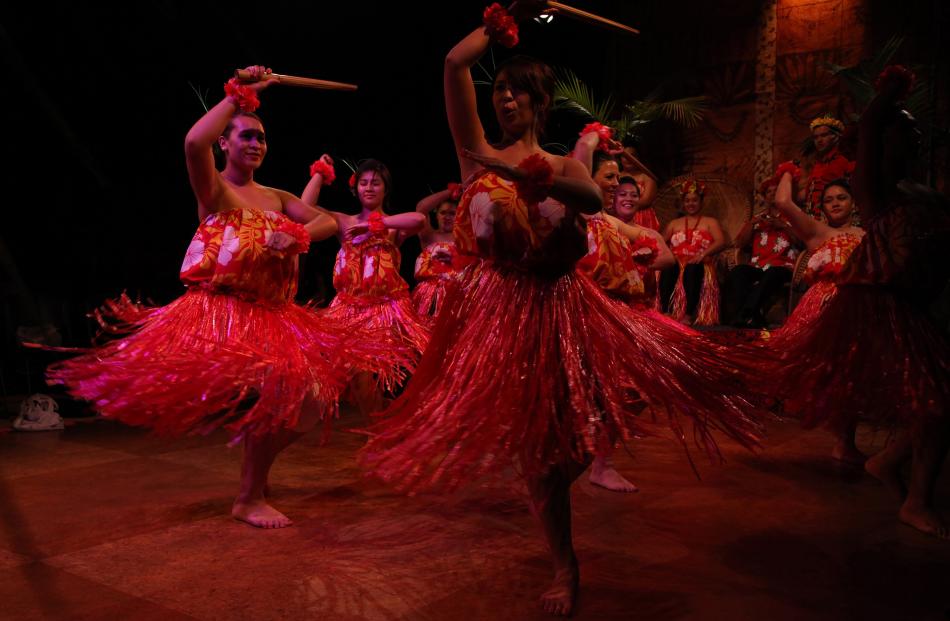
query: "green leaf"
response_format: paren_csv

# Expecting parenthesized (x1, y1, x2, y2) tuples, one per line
(552, 69, 614, 122)
(626, 96, 708, 128)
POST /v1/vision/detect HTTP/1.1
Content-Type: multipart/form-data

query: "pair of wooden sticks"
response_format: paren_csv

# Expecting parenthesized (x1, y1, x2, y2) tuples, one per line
(236, 2, 638, 91)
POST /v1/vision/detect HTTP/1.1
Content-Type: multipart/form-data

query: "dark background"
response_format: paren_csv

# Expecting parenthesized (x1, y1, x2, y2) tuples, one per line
(1, 0, 946, 398)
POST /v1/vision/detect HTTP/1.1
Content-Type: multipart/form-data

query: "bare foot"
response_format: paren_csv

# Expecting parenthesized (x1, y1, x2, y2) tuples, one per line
(232, 500, 293, 529)
(589, 466, 639, 493)
(540, 562, 579, 617)
(865, 453, 906, 501)
(831, 442, 866, 467)
(898, 503, 949, 540)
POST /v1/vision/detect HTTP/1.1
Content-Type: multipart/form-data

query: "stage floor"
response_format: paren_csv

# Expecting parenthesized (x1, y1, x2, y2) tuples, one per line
(1, 413, 948, 620)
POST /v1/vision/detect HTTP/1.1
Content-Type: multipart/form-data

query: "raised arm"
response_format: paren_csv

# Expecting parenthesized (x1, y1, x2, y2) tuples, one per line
(775, 171, 821, 246)
(636, 175, 658, 207)
(301, 154, 335, 207)
(571, 132, 601, 174)
(445, 27, 494, 176)
(184, 65, 272, 218)
(416, 187, 455, 238)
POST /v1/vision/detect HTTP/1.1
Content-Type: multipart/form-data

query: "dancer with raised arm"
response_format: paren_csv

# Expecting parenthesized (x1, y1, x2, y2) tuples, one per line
(777, 67, 950, 537)
(361, 6, 765, 616)
(47, 66, 393, 528)
(412, 184, 467, 317)
(303, 155, 429, 410)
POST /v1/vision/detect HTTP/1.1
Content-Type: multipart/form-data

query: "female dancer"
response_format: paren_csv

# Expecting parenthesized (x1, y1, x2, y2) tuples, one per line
(47, 67, 393, 528)
(619, 135, 661, 231)
(574, 132, 673, 493)
(412, 185, 465, 317)
(771, 170, 864, 463)
(361, 6, 764, 615)
(661, 180, 726, 325)
(778, 68, 949, 536)
(613, 175, 665, 309)
(303, 156, 429, 403)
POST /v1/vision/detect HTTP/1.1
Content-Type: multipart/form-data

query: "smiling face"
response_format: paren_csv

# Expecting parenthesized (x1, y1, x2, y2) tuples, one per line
(592, 159, 621, 208)
(613, 181, 641, 221)
(218, 114, 266, 171)
(682, 192, 702, 216)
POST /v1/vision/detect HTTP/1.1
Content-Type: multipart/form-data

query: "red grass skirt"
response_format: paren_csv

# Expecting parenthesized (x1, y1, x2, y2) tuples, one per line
(324, 292, 430, 391)
(411, 279, 452, 318)
(770, 283, 949, 433)
(46, 288, 406, 439)
(360, 262, 765, 492)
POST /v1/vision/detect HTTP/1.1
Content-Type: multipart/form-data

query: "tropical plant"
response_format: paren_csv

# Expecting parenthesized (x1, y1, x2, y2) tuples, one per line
(825, 35, 932, 123)
(552, 68, 708, 140)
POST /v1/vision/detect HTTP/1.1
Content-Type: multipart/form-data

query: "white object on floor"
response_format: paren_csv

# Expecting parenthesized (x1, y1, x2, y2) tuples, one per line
(14, 394, 65, 431)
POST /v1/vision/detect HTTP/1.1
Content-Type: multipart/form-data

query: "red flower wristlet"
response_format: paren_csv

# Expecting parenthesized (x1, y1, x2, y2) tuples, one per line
(309, 158, 336, 184)
(368, 212, 387, 235)
(483, 3, 519, 48)
(276, 220, 311, 254)
(224, 78, 260, 113)
(515, 154, 555, 205)
(580, 122, 614, 153)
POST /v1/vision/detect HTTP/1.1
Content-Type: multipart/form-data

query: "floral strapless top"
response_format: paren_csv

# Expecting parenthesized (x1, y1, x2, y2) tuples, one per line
(454, 172, 586, 275)
(414, 241, 462, 281)
(803, 232, 863, 286)
(180, 208, 302, 306)
(333, 230, 409, 300)
(576, 214, 644, 300)
(670, 228, 713, 261)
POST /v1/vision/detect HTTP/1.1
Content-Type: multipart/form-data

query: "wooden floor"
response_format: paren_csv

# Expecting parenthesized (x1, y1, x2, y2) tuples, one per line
(1, 413, 948, 621)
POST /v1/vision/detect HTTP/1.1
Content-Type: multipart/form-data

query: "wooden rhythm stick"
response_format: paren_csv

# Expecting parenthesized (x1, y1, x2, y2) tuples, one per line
(544, 1, 640, 36)
(234, 70, 358, 92)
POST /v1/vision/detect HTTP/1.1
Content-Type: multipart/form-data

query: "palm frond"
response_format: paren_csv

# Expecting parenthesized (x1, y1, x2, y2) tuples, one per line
(552, 69, 614, 122)
(626, 96, 708, 128)
(826, 36, 905, 108)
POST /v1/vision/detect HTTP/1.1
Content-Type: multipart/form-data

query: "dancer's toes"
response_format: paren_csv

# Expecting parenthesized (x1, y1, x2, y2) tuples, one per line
(232, 500, 293, 529)
(589, 467, 639, 493)
(899, 504, 949, 540)
(540, 564, 578, 617)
